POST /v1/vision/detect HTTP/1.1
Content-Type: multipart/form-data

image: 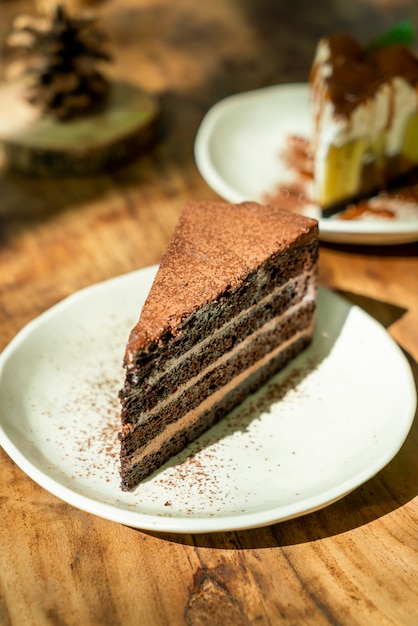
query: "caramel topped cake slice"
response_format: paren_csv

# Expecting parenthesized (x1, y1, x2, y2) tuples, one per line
(310, 26, 418, 214)
(119, 201, 318, 490)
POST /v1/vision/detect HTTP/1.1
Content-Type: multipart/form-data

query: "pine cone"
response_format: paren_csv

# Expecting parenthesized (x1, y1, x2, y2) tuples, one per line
(6, 4, 111, 120)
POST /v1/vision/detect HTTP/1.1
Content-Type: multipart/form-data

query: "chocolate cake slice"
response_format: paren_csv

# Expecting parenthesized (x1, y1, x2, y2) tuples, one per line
(310, 31, 418, 215)
(119, 201, 318, 490)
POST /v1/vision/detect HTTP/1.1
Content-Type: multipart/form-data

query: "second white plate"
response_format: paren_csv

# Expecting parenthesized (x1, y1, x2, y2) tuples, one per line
(0, 266, 416, 533)
(194, 83, 418, 245)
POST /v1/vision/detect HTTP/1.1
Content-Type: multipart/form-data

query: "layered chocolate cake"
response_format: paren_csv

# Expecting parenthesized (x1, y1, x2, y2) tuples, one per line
(310, 30, 418, 214)
(119, 201, 318, 491)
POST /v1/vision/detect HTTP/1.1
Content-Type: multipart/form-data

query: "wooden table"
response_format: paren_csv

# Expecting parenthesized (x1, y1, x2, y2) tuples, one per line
(1, 1, 417, 624)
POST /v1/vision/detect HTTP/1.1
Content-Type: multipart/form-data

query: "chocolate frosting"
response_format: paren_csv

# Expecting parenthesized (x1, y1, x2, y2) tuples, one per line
(311, 33, 418, 116)
(373, 44, 418, 83)
(125, 201, 318, 362)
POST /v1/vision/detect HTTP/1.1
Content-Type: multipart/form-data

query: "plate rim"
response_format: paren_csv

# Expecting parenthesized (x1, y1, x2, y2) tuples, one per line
(0, 267, 416, 533)
(194, 82, 418, 245)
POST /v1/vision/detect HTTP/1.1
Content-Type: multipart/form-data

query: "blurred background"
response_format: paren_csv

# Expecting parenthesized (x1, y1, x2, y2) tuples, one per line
(2, 0, 418, 160)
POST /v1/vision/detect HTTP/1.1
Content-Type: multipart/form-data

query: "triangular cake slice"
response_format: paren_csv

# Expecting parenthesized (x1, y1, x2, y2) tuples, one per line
(119, 201, 318, 490)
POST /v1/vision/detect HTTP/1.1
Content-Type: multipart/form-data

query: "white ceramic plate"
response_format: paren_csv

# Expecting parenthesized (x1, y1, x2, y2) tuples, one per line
(0, 266, 416, 533)
(194, 83, 418, 245)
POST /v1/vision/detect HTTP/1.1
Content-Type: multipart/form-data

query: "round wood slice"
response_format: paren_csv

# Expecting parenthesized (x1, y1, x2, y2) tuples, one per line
(0, 80, 160, 176)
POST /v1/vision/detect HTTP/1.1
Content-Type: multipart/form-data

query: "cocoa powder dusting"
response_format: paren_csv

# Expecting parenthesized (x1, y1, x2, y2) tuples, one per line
(264, 182, 311, 214)
(61, 374, 121, 483)
(264, 134, 418, 221)
(338, 202, 395, 221)
(282, 135, 314, 180)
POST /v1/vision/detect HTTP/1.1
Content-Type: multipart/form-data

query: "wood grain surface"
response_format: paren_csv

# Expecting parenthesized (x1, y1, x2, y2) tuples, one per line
(0, 1, 418, 625)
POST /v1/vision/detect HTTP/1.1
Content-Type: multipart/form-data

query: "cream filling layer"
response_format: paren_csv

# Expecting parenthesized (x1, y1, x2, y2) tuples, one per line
(143, 269, 316, 390)
(126, 325, 313, 466)
(133, 281, 315, 426)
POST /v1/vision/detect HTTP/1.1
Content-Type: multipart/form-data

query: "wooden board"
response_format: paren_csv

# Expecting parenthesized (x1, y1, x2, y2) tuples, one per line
(0, 79, 160, 175)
